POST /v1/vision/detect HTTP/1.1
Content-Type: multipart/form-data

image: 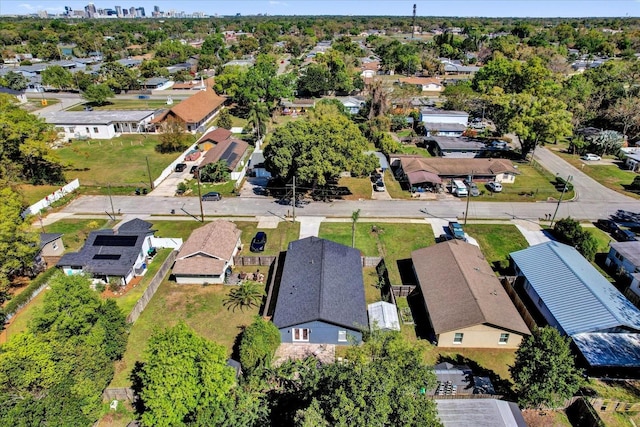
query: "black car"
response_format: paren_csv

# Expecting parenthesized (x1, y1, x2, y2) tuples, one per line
(596, 219, 619, 234)
(436, 234, 454, 243)
(175, 163, 187, 172)
(250, 231, 267, 252)
(190, 165, 199, 175)
(614, 228, 637, 242)
(201, 191, 221, 201)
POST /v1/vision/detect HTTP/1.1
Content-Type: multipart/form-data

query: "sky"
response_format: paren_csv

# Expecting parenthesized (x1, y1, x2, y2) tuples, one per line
(1, 0, 639, 18)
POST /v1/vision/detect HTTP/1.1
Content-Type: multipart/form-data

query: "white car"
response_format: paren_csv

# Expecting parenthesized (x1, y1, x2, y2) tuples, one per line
(487, 181, 503, 192)
(581, 153, 601, 161)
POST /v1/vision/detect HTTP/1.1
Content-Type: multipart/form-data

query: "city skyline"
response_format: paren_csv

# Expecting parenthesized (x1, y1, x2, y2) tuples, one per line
(1, 0, 639, 18)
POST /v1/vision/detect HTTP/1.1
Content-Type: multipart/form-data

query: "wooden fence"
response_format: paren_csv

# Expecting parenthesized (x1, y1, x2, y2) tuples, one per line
(362, 256, 382, 267)
(500, 276, 539, 333)
(391, 285, 416, 298)
(102, 387, 135, 403)
(234, 255, 277, 267)
(126, 250, 177, 323)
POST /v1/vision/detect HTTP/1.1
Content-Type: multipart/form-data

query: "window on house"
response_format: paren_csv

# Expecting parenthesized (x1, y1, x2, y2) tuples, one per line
(615, 252, 624, 262)
(292, 328, 309, 342)
(93, 127, 99, 133)
(52, 242, 58, 250)
(69, 127, 75, 133)
(453, 333, 463, 344)
(499, 333, 510, 344)
(85, 127, 90, 133)
(338, 331, 347, 342)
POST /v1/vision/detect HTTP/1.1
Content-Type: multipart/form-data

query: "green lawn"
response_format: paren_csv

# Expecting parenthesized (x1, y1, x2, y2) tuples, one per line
(464, 224, 529, 269)
(0, 288, 48, 343)
(44, 218, 112, 252)
(384, 170, 412, 199)
(234, 220, 300, 255)
(18, 184, 61, 205)
(181, 178, 237, 198)
(554, 150, 640, 199)
(67, 99, 174, 111)
(55, 135, 181, 188)
(110, 280, 260, 387)
(318, 222, 434, 284)
(424, 346, 517, 383)
(337, 176, 372, 200)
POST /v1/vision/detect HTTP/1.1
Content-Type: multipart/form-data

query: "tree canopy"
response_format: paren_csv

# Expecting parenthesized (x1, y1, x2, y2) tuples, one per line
(82, 83, 114, 106)
(264, 103, 378, 186)
(510, 326, 584, 408)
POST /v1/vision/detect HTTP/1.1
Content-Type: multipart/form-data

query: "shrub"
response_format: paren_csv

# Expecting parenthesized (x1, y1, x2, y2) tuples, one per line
(239, 316, 281, 372)
(3, 268, 59, 317)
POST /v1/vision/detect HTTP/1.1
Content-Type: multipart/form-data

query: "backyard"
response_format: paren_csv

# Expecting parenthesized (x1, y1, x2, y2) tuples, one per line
(67, 98, 176, 111)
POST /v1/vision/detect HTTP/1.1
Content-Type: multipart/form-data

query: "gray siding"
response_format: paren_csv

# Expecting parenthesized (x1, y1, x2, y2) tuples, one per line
(279, 320, 362, 345)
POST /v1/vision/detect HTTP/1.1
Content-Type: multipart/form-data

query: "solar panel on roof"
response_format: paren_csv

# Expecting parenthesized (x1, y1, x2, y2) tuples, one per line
(94, 235, 138, 247)
(93, 254, 121, 260)
(220, 142, 238, 166)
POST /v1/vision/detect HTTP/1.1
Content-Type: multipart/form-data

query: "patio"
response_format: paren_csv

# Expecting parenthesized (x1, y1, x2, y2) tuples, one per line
(273, 343, 336, 366)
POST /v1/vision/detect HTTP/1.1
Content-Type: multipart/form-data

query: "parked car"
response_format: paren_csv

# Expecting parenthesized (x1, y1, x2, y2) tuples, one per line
(486, 181, 503, 192)
(374, 180, 385, 192)
(581, 153, 601, 161)
(614, 228, 637, 242)
(436, 233, 455, 243)
(464, 181, 480, 197)
(201, 191, 221, 201)
(448, 221, 466, 240)
(596, 219, 620, 234)
(175, 163, 187, 172)
(250, 231, 268, 252)
(190, 165, 199, 175)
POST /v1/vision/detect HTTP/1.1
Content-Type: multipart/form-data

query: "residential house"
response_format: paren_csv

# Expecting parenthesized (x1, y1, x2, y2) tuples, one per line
(41, 110, 156, 140)
(272, 237, 368, 345)
(393, 155, 519, 189)
(412, 240, 530, 348)
(248, 150, 272, 178)
(511, 241, 640, 374)
(38, 233, 65, 268)
(151, 87, 226, 132)
(606, 241, 640, 303)
(57, 219, 156, 286)
(436, 400, 526, 427)
(620, 147, 640, 172)
(280, 98, 315, 115)
(420, 108, 469, 136)
(172, 220, 242, 285)
(199, 137, 250, 183)
(440, 58, 481, 75)
(426, 136, 499, 157)
(368, 301, 400, 332)
(197, 127, 233, 152)
(399, 76, 444, 92)
(140, 77, 169, 90)
(336, 96, 366, 115)
(360, 60, 381, 79)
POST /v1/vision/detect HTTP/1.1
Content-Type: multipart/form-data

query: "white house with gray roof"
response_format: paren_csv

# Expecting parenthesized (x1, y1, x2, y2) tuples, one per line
(41, 110, 156, 140)
(272, 237, 367, 345)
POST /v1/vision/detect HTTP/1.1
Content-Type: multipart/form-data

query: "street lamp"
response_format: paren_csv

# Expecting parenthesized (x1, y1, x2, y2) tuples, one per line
(550, 175, 573, 227)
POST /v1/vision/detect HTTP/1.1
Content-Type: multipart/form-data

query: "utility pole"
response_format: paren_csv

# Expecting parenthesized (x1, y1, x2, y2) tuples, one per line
(550, 175, 573, 227)
(146, 156, 154, 189)
(412, 4, 416, 40)
(107, 183, 115, 219)
(292, 176, 296, 223)
(196, 169, 204, 222)
(464, 173, 472, 225)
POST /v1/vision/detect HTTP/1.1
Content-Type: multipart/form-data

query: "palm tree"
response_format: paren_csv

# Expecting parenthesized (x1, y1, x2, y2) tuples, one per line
(351, 209, 361, 248)
(223, 281, 264, 312)
(247, 102, 269, 141)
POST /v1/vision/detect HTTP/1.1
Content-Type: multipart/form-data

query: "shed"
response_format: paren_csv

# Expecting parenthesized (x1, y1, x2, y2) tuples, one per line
(368, 301, 400, 331)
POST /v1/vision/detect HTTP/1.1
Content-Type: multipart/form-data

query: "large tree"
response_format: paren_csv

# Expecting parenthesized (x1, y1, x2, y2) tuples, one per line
(264, 104, 378, 186)
(82, 83, 114, 106)
(0, 71, 29, 91)
(0, 94, 65, 184)
(41, 65, 73, 90)
(510, 326, 583, 408)
(134, 322, 236, 427)
(0, 186, 39, 301)
(156, 117, 191, 153)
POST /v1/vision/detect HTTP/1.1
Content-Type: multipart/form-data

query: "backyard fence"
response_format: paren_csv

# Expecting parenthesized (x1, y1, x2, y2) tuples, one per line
(590, 397, 640, 413)
(126, 250, 177, 323)
(21, 178, 80, 218)
(500, 276, 539, 333)
(362, 256, 382, 267)
(391, 285, 416, 298)
(234, 255, 277, 267)
(102, 388, 135, 403)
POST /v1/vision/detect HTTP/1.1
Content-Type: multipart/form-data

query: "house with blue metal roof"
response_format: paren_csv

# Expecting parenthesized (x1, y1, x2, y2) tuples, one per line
(511, 241, 640, 374)
(272, 237, 368, 345)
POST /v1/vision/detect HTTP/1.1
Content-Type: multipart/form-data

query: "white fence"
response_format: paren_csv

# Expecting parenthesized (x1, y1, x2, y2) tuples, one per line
(21, 178, 80, 218)
(152, 143, 200, 189)
(150, 237, 183, 250)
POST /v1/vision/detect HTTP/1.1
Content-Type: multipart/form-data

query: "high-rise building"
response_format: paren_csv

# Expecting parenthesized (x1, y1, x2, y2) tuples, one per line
(129, 6, 136, 17)
(84, 3, 97, 17)
(136, 7, 145, 17)
(154, 5, 160, 13)
(115, 6, 122, 17)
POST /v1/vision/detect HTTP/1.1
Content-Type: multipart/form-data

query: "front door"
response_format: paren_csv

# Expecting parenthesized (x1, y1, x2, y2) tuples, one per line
(292, 328, 309, 342)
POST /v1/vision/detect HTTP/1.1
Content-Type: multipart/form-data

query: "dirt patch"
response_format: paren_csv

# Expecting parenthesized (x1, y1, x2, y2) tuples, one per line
(522, 409, 569, 427)
(101, 276, 143, 298)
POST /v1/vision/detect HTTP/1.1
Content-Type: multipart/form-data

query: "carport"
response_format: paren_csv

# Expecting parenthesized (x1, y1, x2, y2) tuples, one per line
(407, 170, 442, 192)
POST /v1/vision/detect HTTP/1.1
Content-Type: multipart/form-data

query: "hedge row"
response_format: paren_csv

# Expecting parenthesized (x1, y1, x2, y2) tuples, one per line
(4, 268, 59, 316)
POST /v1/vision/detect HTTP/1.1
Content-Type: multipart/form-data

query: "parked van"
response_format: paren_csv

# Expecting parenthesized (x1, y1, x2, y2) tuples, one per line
(451, 180, 468, 197)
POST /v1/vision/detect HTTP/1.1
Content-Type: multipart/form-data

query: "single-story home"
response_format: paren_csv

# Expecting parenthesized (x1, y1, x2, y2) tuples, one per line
(248, 150, 272, 178)
(620, 147, 640, 172)
(435, 399, 526, 427)
(511, 241, 640, 374)
(280, 98, 315, 115)
(199, 137, 250, 183)
(172, 220, 242, 284)
(427, 136, 495, 157)
(37, 232, 65, 268)
(420, 108, 469, 129)
(272, 237, 368, 345)
(197, 127, 233, 151)
(412, 240, 530, 348)
(399, 76, 444, 92)
(423, 123, 467, 137)
(440, 59, 482, 75)
(42, 110, 156, 140)
(368, 301, 400, 331)
(392, 155, 519, 188)
(57, 218, 156, 286)
(605, 241, 640, 302)
(151, 87, 226, 132)
(336, 96, 367, 115)
(140, 77, 170, 90)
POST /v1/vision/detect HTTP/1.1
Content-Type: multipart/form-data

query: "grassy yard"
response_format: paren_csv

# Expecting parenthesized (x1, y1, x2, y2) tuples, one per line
(18, 184, 61, 205)
(110, 280, 260, 387)
(318, 222, 434, 284)
(43, 218, 112, 252)
(384, 170, 412, 199)
(0, 288, 49, 344)
(554, 150, 640, 199)
(337, 176, 372, 200)
(67, 99, 173, 111)
(464, 224, 529, 269)
(424, 346, 517, 384)
(55, 135, 181, 188)
(181, 177, 237, 198)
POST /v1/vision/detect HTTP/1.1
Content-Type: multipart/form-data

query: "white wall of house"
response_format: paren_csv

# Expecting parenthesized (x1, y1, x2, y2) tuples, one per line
(495, 172, 517, 183)
(437, 324, 524, 349)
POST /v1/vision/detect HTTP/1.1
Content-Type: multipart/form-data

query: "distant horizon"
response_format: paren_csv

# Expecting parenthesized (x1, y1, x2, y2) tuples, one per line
(1, 0, 639, 18)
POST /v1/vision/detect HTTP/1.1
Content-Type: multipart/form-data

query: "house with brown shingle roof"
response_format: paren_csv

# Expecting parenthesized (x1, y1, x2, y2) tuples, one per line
(399, 76, 444, 92)
(197, 127, 233, 152)
(151, 87, 226, 132)
(412, 240, 530, 348)
(393, 155, 519, 188)
(199, 137, 250, 181)
(172, 220, 242, 284)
